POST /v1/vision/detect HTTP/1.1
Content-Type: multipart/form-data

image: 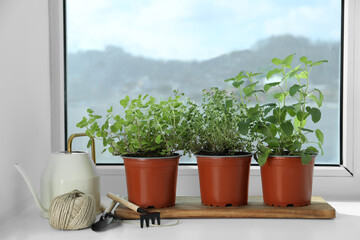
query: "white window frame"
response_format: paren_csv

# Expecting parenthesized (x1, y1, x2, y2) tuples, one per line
(49, 0, 360, 199)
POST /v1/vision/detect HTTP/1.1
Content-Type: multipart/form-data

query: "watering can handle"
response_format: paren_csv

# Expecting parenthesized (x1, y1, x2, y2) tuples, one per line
(68, 133, 96, 164)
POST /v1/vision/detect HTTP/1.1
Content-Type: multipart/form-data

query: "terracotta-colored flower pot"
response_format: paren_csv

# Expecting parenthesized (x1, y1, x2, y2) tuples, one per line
(260, 155, 315, 207)
(196, 153, 252, 207)
(123, 155, 179, 209)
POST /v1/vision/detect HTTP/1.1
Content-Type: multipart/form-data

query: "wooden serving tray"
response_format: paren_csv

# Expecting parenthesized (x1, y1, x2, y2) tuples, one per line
(114, 196, 336, 219)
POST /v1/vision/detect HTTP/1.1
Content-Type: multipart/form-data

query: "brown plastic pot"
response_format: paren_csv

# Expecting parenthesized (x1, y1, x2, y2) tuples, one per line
(196, 153, 252, 207)
(260, 155, 315, 207)
(123, 155, 179, 209)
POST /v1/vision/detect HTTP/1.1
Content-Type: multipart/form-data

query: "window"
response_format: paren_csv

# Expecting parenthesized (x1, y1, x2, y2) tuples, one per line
(65, 0, 343, 165)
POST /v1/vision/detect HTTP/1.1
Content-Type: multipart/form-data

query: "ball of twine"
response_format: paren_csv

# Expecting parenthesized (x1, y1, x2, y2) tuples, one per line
(49, 190, 96, 230)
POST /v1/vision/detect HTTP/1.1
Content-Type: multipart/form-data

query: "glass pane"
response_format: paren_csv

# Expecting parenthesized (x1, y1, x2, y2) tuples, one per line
(66, 0, 342, 165)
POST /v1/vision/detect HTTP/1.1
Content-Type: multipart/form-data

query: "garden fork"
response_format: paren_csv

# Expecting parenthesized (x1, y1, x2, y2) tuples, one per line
(107, 192, 161, 228)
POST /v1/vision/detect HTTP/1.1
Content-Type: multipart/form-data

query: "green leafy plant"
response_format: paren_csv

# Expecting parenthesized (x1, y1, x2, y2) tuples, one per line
(256, 54, 327, 165)
(76, 94, 186, 157)
(180, 87, 252, 156)
(224, 71, 268, 154)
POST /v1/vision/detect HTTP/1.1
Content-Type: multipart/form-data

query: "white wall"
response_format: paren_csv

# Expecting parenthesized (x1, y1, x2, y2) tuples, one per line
(0, 0, 51, 226)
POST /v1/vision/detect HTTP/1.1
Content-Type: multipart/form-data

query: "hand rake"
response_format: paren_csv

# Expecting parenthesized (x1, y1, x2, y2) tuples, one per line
(107, 192, 161, 228)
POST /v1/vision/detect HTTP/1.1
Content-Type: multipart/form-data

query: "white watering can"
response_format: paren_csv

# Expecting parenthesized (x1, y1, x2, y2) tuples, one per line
(14, 133, 101, 218)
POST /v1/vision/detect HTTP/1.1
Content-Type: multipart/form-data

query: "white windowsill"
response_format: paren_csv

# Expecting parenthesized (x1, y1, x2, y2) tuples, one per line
(2, 199, 360, 240)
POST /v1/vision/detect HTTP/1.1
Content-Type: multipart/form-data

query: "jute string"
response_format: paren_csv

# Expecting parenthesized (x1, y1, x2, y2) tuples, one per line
(49, 190, 96, 230)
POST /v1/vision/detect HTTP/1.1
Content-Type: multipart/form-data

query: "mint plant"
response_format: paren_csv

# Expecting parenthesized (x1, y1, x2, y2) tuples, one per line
(256, 54, 327, 165)
(76, 94, 186, 157)
(180, 87, 252, 156)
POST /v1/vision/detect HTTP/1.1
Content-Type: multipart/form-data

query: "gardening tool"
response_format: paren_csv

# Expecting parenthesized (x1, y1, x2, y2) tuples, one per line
(14, 133, 100, 218)
(107, 192, 161, 228)
(91, 199, 118, 231)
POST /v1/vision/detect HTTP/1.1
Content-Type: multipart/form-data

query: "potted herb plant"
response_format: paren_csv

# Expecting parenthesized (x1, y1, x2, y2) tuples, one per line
(256, 53, 327, 207)
(180, 87, 254, 207)
(76, 94, 186, 208)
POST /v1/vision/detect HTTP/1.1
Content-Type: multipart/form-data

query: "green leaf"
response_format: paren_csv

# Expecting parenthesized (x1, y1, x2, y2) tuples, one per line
(292, 103, 302, 112)
(293, 116, 306, 131)
(109, 146, 114, 154)
(87, 138, 93, 148)
(289, 140, 301, 151)
(238, 121, 250, 135)
(287, 65, 301, 78)
(273, 107, 286, 123)
(257, 147, 271, 166)
(250, 72, 262, 77)
(87, 108, 94, 114)
(282, 53, 296, 67)
(284, 106, 296, 117)
(76, 117, 88, 128)
(232, 80, 244, 88)
(301, 152, 313, 165)
(110, 124, 118, 133)
(271, 58, 282, 65)
(265, 137, 279, 147)
(264, 82, 281, 92)
(266, 68, 282, 79)
(243, 82, 258, 96)
(307, 107, 321, 123)
(297, 111, 310, 122)
(264, 104, 276, 116)
(297, 71, 308, 79)
(236, 71, 245, 80)
(269, 124, 277, 136)
(273, 92, 285, 102)
(301, 128, 313, 132)
(289, 84, 305, 97)
(257, 125, 272, 137)
(318, 142, 324, 155)
(247, 105, 260, 119)
(309, 89, 324, 108)
(280, 121, 294, 136)
(315, 129, 324, 145)
(155, 135, 162, 144)
(310, 60, 328, 66)
(265, 115, 277, 124)
(120, 96, 130, 108)
(300, 56, 308, 64)
(248, 90, 265, 95)
(305, 146, 319, 154)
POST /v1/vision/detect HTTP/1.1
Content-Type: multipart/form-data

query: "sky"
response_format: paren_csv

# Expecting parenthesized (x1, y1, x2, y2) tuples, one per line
(66, 0, 341, 61)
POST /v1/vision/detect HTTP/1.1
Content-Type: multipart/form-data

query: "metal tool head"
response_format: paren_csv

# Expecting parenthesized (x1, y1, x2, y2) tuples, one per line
(91, 212, 119, 231)
(139, 211, 161, 228)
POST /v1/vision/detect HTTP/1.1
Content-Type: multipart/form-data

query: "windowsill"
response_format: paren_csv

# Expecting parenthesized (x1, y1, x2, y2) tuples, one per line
(96, 165, 353, 177)
(1, 199, 360, 240)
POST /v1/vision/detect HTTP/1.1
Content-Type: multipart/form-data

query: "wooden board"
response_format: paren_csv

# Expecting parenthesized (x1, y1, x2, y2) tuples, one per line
(114, 196, 335, 219)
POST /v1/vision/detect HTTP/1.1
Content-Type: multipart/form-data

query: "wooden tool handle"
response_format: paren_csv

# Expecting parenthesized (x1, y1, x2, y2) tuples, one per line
(104, 200, 117, 214)
(107, 192, 140, 213)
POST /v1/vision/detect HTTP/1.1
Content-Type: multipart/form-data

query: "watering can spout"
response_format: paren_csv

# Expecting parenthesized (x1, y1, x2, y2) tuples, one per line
(14, 163, 48, 216)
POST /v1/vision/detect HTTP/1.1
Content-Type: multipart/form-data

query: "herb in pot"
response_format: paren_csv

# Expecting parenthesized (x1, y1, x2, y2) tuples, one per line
(76, 94, 186, 157)
(256, 53, 327, 165)
(180, 87, 252, 156)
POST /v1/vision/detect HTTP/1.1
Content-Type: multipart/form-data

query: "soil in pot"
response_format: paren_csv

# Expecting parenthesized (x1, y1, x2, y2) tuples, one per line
(196, 153, 252, 207)
(260, 155, 315, 207)
(123, 154, 180, 209)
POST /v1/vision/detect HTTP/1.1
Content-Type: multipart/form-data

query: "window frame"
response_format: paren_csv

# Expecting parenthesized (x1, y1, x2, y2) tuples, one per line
(50, 0, 360, 199)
